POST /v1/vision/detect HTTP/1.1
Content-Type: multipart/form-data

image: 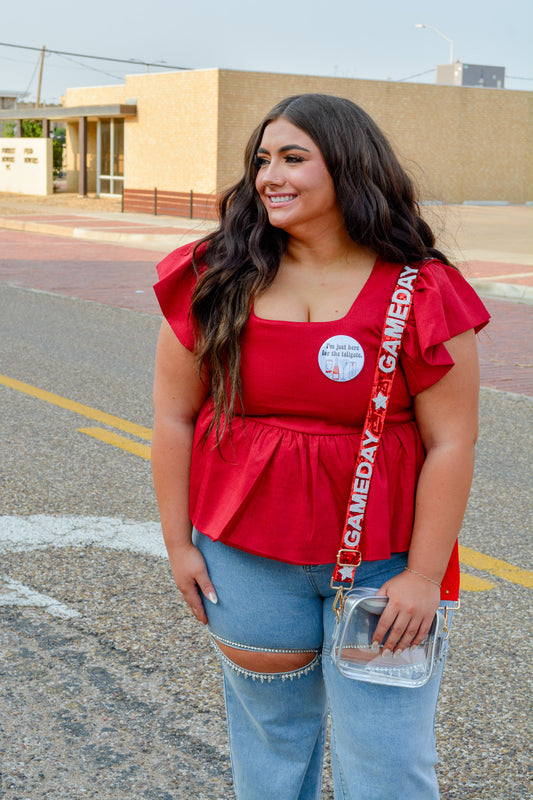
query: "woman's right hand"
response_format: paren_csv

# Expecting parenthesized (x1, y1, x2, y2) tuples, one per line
(168, 543, 218, 625)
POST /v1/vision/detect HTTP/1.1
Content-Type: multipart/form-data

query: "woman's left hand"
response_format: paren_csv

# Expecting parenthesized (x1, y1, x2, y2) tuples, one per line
(371, 570, 440, 655)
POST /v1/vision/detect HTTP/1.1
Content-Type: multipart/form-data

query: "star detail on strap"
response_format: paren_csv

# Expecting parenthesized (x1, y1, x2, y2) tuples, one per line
(372, 392, 388, 410)
(339, 565, 356, 581)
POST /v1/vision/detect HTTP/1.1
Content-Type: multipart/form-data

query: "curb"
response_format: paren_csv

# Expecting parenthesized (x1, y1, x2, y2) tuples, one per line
(0, 217, 80, 238)
(468, 279, 533, 304)
(0, 216, 202, 248)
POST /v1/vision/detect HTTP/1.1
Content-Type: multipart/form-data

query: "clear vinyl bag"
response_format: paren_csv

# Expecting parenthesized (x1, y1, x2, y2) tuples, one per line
(331, 588, 448, 688)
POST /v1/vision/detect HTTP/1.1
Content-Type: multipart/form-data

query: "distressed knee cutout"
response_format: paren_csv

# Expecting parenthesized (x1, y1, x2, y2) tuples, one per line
(211, 635, 320, 680)
(216, 641, 316, 673)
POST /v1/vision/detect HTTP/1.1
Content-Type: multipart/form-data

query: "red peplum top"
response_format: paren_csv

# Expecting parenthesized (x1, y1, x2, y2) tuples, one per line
(154, 242, 490, 600)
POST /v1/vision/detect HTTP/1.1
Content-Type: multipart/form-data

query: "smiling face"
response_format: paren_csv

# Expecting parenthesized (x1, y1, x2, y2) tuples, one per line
(254, 117, 344, 239)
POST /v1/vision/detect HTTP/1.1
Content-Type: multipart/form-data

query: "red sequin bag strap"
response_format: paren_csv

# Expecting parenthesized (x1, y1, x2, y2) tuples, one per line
(331, 263, 421, 611)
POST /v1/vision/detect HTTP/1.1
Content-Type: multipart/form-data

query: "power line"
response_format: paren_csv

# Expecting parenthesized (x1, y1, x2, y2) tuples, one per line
(3, 41, 530, 85)
(0, 41, 189, 71)
(55, 52, 124, 81)
(397, 68, 435, 82)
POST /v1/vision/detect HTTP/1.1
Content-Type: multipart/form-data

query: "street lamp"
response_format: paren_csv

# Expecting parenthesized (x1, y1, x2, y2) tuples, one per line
(415, 23, 454, 64)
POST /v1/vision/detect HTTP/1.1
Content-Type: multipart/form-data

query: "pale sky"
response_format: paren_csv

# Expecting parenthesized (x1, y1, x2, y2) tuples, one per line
(1, 0, 532, 103)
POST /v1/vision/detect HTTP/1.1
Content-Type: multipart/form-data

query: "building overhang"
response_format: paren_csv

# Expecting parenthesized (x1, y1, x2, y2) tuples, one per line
(0, 104, 137, 121)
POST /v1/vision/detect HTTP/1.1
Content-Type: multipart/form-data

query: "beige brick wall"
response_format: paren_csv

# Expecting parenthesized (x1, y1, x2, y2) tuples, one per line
(122, 70, 219, 193)
(62, 68, 532, 205)
(217, 70, 532, 204)
(62, 84, 128, 106)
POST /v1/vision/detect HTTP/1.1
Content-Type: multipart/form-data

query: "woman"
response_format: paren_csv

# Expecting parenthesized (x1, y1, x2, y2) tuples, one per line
(152, 94, 489, 799)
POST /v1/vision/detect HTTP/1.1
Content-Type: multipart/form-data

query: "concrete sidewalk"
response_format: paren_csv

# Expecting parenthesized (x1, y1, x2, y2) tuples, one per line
(0, 193, 532, 302)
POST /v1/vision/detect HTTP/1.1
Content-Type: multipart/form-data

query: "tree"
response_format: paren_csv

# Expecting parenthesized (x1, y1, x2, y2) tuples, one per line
(21, 119, 43, 137)
(2, 119, 42, 137)
(51, 127, 65, 178)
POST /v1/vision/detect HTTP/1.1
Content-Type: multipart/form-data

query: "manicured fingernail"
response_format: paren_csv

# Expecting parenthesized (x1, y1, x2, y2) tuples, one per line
(207, 591, 218, 604)
(393, 649, 403, 658)
(382, 648, 392, 658)
(371, 641, 380, 652)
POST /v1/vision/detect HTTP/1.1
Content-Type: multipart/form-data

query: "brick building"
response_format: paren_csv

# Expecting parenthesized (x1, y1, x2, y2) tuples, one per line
(2, 68, 532, 211)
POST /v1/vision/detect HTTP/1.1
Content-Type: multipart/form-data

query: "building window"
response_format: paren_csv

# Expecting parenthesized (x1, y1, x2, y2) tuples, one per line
(97, 118, 124, 195)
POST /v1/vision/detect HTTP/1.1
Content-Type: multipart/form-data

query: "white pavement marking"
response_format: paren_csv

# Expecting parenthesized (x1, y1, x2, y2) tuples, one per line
(0, 575, 81, 618)
(0, 515, 166, 618)
(0, 515, 166, 558)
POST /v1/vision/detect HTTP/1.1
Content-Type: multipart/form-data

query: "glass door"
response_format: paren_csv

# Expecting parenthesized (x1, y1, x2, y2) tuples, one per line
(97, 118, 124, 195)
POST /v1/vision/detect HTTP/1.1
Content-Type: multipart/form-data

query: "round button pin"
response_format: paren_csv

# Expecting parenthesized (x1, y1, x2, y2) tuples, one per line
(318, 335, 364, 382)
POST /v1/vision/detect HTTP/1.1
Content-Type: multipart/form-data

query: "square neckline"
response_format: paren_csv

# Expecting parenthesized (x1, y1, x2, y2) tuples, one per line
(250, 256, 386, 325)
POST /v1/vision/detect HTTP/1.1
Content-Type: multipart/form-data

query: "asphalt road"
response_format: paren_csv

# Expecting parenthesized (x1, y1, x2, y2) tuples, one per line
(0, 281, 531, 799)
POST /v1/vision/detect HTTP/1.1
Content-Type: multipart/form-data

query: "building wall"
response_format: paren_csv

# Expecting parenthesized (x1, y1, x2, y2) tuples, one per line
(122, 70, 219, 193)
(62, 68, 532, 204)
(216, 70, 532, 204)
(62, 85, 128, 106)
(63, 71, 220, 195)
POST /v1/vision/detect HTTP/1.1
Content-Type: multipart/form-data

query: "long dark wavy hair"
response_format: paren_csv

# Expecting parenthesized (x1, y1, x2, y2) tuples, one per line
(191, 93, 451, 442)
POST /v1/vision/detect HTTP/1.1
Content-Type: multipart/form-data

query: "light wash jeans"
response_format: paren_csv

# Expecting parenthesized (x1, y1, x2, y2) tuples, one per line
(193, 530, 452, 800)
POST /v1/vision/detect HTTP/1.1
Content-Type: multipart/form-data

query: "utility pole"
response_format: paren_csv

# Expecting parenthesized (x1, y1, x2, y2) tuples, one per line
(35, 46, 46, 107)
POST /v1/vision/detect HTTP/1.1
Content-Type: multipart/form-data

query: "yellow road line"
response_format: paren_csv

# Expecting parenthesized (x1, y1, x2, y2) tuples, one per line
(0, 374, 152, 440)
(459, 545, 533, 589)
(460, 573, 495, 592)
(78, 427, 151, 460)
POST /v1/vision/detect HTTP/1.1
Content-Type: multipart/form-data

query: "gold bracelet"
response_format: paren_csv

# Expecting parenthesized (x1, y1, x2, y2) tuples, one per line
(404, 567, 441, 589)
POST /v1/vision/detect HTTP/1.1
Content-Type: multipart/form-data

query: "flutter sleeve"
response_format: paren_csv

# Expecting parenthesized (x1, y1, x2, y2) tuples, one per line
(401, 260, 490, 395)
(153, 240, 206, 351)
